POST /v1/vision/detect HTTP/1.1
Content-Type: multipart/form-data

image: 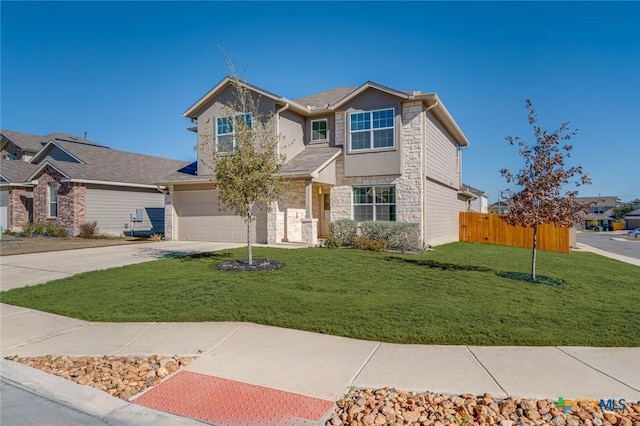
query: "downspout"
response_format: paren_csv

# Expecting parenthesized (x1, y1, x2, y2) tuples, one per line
(275, 102, 290, 157)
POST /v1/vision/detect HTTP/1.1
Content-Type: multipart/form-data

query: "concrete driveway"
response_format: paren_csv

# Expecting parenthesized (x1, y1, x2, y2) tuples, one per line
(0, 241, 245, 291)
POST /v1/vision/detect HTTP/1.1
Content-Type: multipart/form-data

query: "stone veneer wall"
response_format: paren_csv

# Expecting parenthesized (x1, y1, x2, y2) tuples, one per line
(9, 187, 28, 230)
(32, 166, 86, 233)
(267, 180, 307, 243)
(164, 190, 175, 241)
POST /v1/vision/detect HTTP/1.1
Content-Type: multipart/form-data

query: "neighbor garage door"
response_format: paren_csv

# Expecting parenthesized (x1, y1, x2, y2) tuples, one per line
(0, 188, 9, 231)
(174, 190, 267, 243)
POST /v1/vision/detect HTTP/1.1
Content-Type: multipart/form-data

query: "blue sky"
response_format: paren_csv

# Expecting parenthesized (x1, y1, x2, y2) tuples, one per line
(2, 1, 639, 202)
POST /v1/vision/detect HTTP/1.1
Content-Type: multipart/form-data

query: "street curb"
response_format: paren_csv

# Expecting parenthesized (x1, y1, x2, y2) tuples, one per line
(0, 359, 208, 425)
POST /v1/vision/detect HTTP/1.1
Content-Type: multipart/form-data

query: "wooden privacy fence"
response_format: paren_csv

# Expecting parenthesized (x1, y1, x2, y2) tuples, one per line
(459, 212, 570, 253)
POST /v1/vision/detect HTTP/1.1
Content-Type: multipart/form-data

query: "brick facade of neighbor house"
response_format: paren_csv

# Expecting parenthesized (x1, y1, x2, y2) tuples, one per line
(9, 187, 29, 230)
(32, 166, 86, 232)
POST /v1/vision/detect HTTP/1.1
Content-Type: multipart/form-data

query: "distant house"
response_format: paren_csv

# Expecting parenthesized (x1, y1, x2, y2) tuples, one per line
(574, 196, 617, 230)
(1, 130, 189, 236)
(461, 184, 488, 213)
(488, 200, 510, 215)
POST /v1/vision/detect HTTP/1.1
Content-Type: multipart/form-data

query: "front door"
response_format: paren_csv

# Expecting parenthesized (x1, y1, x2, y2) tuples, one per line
(319, 192, 330, 237)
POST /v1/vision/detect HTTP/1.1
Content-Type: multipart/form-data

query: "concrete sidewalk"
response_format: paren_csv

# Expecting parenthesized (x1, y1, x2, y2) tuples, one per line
(2, 303, 639, 405)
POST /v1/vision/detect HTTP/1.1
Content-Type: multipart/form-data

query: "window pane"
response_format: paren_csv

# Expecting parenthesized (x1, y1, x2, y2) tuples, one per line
(375, 186, 395, 203)
(353, 187, 373, 204)
(50, 185, 57, 203)
(312, 120, 327, 141)
(350, 113, 370, 131)
(376, 205, 396, 221)
(354, 205, 373, 221)
(372, 109, 394, 129)
(351, 132, 371, 150)
(373, 129, 394, 148)
(217, 134, 234, 152)
(217, 117, 233, 135)
(242, 113, 252, 128)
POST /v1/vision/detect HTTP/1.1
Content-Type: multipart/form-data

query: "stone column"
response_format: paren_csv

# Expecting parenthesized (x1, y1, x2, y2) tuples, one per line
(301, 218, 318, 245)
(304, 180, 313, 219)
(164, 187, 176, 241)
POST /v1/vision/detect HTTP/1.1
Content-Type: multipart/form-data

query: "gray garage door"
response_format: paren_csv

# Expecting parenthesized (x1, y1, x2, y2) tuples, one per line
(174, 190, 267, 243)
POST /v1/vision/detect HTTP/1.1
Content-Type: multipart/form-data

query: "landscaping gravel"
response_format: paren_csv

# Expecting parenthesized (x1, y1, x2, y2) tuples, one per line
(11, 355, 194, 401)
(327, 388, 639, 426)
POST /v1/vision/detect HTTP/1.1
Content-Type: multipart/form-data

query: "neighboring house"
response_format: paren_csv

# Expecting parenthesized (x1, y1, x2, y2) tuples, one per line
(0, 130, 189, 236)
(574, 196, 617, 230)
(623, 208, 640, 230)
(488, 200, 511, 215)
(461, 184, 488, 213)
(160, 77, 471, 247)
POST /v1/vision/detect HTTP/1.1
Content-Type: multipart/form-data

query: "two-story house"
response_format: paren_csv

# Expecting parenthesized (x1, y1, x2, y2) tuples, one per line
(160, 77, 471, 247)
(574, 196, 617, 230)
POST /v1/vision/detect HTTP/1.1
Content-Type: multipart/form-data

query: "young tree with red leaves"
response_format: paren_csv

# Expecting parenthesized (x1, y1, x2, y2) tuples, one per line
(500, 100, 595, 281)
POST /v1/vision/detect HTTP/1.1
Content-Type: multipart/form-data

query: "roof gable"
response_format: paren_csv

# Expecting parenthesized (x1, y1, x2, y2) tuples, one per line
(31, 141, 85, 164)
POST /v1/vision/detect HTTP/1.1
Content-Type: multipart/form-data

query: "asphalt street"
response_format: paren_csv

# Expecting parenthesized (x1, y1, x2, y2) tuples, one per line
(576, 231, 640, 260)
(1, 379, 111, 426)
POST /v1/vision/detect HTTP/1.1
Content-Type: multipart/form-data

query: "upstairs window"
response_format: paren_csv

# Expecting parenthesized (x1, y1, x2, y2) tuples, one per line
(48, 183, 58, 217)
(311, 119, 328, 142)
(216, 113, 252, 153)
(591, 206, 605, 214)
(349, 108, 394, 151)
(353, 185, 396, 221)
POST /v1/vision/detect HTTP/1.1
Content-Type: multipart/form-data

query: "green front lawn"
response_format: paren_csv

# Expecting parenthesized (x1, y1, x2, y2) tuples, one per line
(1, 243, 638, 346)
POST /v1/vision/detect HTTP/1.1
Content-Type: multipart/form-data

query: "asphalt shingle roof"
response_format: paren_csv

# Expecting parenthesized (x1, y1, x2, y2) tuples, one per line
(35, 141, 191, 186)
(0, 159, 39, 183)
(294, 87, 357, 109)
(281, 146, 341, 176)
(1, 129, 47, 153)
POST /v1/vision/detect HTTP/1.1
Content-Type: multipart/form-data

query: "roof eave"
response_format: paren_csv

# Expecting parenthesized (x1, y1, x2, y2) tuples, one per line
(417, 93, 470, 147)
(329, 81, 411, 110)
(183, 76, 310, 118)
(61, 178, 159, 189)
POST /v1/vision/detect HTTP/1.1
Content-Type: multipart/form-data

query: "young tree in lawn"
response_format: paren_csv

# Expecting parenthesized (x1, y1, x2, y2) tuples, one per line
(500, 100, 595, 281)
(205, 70, 286, 266)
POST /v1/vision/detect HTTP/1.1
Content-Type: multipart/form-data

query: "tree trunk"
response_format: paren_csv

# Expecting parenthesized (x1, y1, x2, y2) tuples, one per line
(247, 219, 253, 266)
(531, 224, 538, 281)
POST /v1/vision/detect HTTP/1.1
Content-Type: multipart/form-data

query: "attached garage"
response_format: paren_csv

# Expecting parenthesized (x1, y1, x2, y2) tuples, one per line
(174, 189, 267, 243)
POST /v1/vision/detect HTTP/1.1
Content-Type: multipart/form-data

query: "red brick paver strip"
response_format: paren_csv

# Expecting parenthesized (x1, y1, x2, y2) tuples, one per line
(134, 371, 334, 426)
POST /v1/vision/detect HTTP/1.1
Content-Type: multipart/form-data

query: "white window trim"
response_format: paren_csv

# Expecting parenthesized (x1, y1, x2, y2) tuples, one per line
(348, 108, 395, 152)
(311, 118, 329, 142)
(48, 182, 58, 218)
(215, 112, 252, 153)
(352, 185, 396, 222)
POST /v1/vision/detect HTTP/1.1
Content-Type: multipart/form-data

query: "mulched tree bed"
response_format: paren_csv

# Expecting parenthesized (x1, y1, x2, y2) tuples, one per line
(215, 258, 284, 272)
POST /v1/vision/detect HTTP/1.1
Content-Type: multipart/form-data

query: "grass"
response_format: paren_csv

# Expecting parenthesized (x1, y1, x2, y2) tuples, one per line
(1, 242, 638, 346)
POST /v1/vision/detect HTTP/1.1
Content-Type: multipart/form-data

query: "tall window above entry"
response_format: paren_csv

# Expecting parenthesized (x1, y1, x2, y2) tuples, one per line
(216, 113, 252, 153)
(349, 108, 394, 151)
(48, 182, 58, 217)
(311, 119, 328, 142)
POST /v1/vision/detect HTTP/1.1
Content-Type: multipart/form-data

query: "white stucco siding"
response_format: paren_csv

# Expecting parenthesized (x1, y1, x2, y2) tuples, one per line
(0, 188, 8, 231)
(424, 112, 461, 189)
(86, 185, 165, 236)
(424, 178, 464, 246)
